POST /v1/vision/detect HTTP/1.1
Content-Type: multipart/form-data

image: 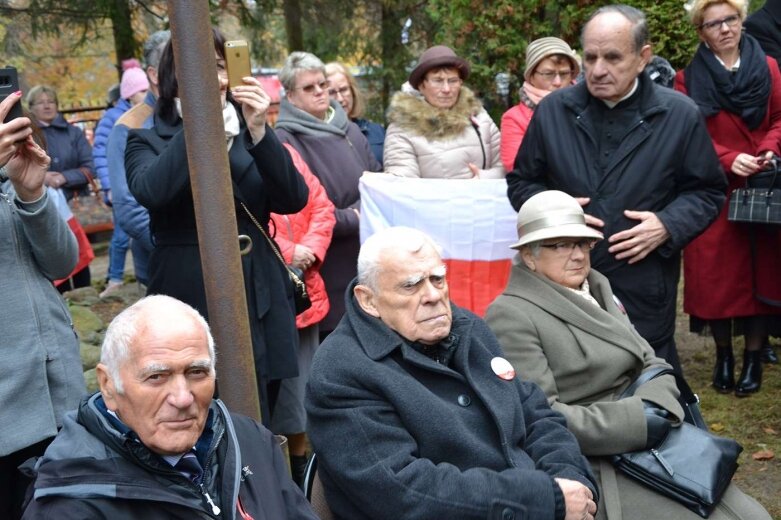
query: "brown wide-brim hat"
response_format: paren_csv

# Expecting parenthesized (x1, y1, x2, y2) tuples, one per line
(409, 45, 471, 90)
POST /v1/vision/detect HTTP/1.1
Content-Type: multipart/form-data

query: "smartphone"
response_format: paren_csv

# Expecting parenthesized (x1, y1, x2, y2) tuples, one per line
(0, 66, 23, 123)
(225, 40, 252, 90)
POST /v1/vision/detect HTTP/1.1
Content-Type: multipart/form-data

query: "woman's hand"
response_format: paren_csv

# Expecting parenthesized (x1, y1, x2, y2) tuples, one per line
(44, 171, 67, 188)
(0, 92, 32, 168)
(291, 244, 316, 270)
(231, 76, 270, 144)
(6, 137, 51, 202)
(731, 153, 763, 177)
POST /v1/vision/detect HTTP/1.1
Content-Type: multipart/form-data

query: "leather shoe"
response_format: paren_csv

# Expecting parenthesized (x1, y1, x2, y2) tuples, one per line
(761, 343, 779, 364)
(735, 350, 762, 397)
(712, 347, 734, 393)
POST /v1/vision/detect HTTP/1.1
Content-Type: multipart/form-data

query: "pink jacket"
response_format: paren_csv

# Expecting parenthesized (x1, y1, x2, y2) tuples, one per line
(499, 103, 534, 172)
(271, 144, 336, 329)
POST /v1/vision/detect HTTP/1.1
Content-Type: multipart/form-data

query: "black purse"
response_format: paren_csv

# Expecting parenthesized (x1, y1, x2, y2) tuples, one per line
(240, 202, 312, 315)
(611, 368, 742, 518)
(727, 157, 781, 225)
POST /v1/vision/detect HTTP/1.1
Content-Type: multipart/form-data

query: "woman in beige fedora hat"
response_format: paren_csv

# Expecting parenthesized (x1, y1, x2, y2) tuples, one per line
(486, 190, 770, 520)
(500, 37, 580, 171)
(383, 45, 504, 179)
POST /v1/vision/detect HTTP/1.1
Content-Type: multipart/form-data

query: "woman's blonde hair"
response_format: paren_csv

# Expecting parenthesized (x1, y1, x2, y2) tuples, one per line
(324, 61, 365, 119)
(686, 0, 747, 27)
(26, 85, 58, 109)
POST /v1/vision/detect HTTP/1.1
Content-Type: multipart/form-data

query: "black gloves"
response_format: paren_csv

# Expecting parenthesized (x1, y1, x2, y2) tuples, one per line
(643, 400, 672, 450)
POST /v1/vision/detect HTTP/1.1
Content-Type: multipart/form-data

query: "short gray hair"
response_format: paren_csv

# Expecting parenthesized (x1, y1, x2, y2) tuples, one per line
(100, 294, 216, 393)
(279, 51, 326, 92)
(522, 240, 543, 258)
(143, 30, 171, 70)
(582, 4, 649, 53)
(357, 227, 442, 291)
(26, 85, 58, 108)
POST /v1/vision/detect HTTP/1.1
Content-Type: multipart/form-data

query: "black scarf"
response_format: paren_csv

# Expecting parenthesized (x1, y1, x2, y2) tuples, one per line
(684, 33, 770, 129)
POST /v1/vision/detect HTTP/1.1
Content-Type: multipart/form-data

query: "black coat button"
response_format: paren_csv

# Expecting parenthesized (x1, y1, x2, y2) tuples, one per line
(502, 508, 515, 520)
(457, 394, 471, 407)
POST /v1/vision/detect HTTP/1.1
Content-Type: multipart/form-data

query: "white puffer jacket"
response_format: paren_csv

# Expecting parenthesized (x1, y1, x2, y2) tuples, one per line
(383, 87, 504, 179)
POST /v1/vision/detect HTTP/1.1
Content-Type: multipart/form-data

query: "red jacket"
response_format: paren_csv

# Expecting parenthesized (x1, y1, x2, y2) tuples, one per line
(499, 103, 534, 172)
(271, 144, 336, 328)
(675, 56, 781, 318)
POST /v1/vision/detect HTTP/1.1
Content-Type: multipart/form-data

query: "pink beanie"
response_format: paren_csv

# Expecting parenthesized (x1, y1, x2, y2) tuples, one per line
(120, 67, 150, 100)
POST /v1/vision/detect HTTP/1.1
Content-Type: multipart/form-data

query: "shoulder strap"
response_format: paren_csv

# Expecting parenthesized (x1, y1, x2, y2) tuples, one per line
(619, 366, 673, 399)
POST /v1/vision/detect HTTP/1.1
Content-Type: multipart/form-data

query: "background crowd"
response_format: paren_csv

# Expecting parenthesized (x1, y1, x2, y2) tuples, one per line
(1, 0, 780, 518)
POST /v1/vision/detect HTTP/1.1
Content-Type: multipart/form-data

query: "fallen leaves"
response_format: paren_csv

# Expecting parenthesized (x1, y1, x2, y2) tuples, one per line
(752, 450, 775, 461)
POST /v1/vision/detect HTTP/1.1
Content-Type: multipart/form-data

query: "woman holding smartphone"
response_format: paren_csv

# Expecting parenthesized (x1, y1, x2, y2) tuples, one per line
(125, 27, 308, 422)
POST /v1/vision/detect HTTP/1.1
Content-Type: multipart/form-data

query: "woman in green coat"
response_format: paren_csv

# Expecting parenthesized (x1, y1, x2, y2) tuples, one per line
(486, 190, 769, 520)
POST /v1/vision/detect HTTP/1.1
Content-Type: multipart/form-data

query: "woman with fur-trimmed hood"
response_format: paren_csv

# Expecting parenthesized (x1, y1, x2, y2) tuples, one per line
(384, 46, 504, 179)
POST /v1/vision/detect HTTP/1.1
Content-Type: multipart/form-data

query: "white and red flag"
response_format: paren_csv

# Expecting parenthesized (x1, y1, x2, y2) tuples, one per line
(359, 173, 518, 316)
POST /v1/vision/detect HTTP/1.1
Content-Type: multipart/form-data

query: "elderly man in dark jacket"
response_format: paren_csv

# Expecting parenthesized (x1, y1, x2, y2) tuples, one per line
(23, 295, 317, 520)
(305, 226, 599, 520)
(506, 5, 726, 372)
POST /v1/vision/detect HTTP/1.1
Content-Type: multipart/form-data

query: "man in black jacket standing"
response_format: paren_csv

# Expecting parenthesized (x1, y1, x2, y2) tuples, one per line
(23, 295, 317, 519)
(507, 5, 726, 372)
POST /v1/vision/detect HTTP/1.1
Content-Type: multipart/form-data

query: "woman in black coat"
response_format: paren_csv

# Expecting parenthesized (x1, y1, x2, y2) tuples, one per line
(125, 28, 308, 423)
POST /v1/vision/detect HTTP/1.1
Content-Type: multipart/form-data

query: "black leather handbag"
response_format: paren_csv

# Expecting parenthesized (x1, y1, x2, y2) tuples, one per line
(727, 158, 781, 225)
(612, 368, 742, 518)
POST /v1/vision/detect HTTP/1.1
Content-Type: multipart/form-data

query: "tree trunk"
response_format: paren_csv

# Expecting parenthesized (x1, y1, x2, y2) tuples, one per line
(284, 0, 303, 52)
(109, 0, 137, 79)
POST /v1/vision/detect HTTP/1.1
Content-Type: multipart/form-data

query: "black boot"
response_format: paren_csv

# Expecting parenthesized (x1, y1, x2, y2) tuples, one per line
(735, 350, 762, 397)
(760, 343, 779, 364)
(712, 346, 734, 393)
(290, 454, 308, 490)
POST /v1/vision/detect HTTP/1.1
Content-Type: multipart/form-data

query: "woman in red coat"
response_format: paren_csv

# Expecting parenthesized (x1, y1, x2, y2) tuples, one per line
(269, 143, 335, 485)
(675, 0, 781, 396)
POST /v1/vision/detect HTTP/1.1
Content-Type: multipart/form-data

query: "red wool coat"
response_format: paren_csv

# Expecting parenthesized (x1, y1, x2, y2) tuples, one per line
(675, 56, 781, 319)
(271, 144, 336, 328)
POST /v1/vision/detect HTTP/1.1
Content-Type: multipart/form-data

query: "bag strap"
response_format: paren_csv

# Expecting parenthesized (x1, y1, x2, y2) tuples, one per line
(239, 202, 301, 283)
(619, 367, 673, 399)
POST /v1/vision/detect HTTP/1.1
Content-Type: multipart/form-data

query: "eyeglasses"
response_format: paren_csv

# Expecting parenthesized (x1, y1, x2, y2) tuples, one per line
(699, 14, 741, 32)
(328, 86, 351, 98)
(31, 99, 56, 107)
(534, 70, 573, 80)
(540, 239, 597, 255)
(425, 77, 462, 88)
(293, 80, 329, 94)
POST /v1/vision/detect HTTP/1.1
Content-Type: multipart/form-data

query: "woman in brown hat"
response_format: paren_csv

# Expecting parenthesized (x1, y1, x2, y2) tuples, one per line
(500, 37, 579, 171)
(383, 45, 504, 179)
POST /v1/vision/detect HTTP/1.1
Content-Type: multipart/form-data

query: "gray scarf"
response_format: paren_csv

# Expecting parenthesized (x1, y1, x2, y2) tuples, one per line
(276, 98, 350, 138)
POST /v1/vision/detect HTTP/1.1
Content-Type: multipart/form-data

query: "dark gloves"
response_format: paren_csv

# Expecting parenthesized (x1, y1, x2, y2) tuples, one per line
(643, 400, 672, 450)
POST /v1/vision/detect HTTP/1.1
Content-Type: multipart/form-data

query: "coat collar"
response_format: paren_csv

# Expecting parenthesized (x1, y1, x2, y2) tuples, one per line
(503, 264, 646, 358)
(558, 72, 667, 120)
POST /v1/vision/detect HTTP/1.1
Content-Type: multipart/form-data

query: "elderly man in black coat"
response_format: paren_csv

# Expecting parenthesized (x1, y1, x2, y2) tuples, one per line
(305, 226, 599, 520)
(506, 5, 726, 373)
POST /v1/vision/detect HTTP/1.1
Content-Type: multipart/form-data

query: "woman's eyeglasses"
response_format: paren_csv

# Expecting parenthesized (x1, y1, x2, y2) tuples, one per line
(534, 70, 573, 80)
(294, 80, 329, 94)
(425, 77, 462, 88)
(328, 86, 351, 98)
(540, 239, 597, 255)
(699, 14, 740, 32)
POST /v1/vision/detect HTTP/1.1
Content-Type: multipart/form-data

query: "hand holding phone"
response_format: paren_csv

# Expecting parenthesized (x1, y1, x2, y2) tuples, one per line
(1, 66, 24, 123)
(225, 41, 252, 90)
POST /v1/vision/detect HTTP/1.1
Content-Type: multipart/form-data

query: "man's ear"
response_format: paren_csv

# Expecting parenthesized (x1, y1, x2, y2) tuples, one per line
(354, 284, 380, 318)
(639, 44, 653, 69)
(96, 363, 118, 410)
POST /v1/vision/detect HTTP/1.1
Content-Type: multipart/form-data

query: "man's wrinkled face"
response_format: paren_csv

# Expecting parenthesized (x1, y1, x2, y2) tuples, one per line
(98, 313, 215, 456)
(355, 243, 453, 345)
(582, 12, 651, 103)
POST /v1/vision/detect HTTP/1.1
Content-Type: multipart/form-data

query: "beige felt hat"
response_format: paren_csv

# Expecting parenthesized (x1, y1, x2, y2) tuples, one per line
(510, 190, 603, 249)
(523, 37, 580, 82)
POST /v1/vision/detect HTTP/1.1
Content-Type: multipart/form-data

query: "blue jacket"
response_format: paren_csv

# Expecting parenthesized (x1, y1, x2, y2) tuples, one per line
(354, 117, 385, 167)
(306, 280, 598, 520)
(40, 114, 94, 200)
(107, 92, 156, 283)
(92, 98, 132, 194)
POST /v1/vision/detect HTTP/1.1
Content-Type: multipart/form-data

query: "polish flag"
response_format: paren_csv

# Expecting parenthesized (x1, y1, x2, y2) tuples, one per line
(359, 173, 518, 316)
